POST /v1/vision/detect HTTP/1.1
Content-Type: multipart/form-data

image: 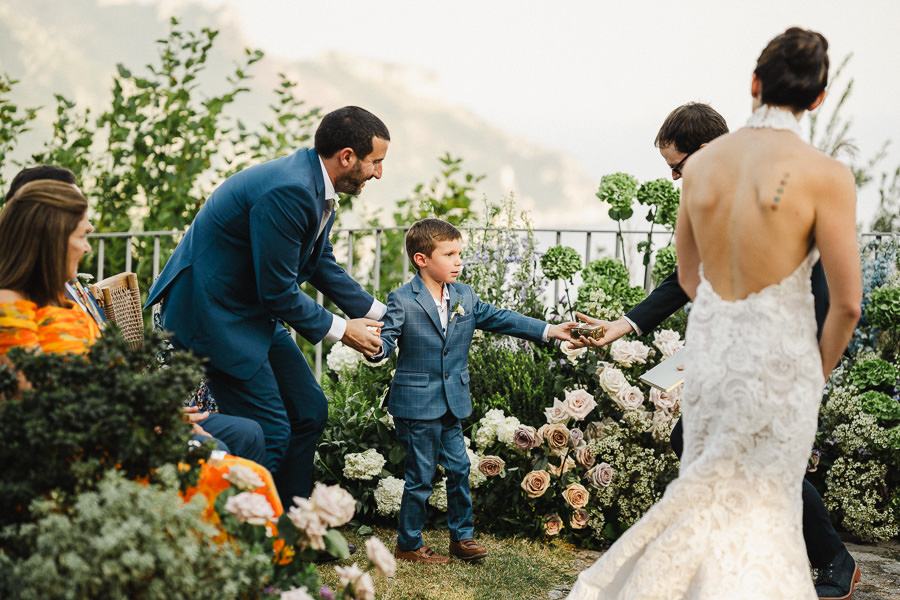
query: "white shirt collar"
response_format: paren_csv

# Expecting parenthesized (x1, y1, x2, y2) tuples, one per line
(317, 154, 339, 209)
(434, 283, 450, 310)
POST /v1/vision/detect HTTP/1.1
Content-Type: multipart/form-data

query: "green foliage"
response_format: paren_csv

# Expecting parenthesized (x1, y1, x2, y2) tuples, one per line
(576, 257, 647, 316)
(0, 470, 270, 600)
(846, 356, 900, 393)
(636, 178, 680, 231)
(866, 285, 900, 331)
(0, 74, 39, 199)
(467, 338, 565, 426)
(540, 246, 582, 282)
(859, 390, 900, 423)
(596, 172, 638, 221)
(0, 327, 208, 529)
(652, 243, 677, 287)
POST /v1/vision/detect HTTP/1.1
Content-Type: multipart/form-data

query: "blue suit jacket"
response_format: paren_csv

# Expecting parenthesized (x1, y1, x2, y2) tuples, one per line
(145, 148, 375, 379)
(372, 274, 547, 420)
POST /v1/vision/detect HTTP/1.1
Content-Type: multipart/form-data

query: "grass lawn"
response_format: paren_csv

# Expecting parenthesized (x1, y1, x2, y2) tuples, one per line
(317, 526, 582, 600)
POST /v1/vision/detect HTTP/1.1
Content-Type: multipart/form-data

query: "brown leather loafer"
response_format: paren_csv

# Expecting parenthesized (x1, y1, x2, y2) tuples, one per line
(394, 544, 451, 565)
(449, 538, 487, 561)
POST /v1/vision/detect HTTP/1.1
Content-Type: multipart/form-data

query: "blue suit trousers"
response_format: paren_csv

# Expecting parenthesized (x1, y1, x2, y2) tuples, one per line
(395, 411, 474, 550)
(205, 325, 326, 507)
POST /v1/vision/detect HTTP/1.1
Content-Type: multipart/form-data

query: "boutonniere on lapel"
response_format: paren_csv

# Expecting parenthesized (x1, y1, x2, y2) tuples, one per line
(450, 300, 465, 322)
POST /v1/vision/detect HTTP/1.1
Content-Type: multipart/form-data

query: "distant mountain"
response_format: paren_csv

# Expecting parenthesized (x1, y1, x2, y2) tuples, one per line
(0, 0, 603, 228)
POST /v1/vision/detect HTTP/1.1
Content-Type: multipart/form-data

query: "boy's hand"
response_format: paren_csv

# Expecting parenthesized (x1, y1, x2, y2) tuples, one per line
(548, 321, 579, 343)
(568, 313, 634, 348)
(344, 318, 384, 356)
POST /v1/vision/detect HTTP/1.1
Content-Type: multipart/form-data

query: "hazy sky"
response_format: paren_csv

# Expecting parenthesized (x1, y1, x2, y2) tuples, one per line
(149, 0, 899, 223)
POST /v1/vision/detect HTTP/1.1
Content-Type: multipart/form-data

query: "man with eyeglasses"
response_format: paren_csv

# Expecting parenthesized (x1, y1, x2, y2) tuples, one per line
(573, 102, 860, 600)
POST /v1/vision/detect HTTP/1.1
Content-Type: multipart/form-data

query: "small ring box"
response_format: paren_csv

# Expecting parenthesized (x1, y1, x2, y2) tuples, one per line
(571, 324, 605, 340)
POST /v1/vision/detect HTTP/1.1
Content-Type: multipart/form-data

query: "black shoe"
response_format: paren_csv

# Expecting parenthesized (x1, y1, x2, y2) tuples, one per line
(815, 548, 861, 600)
(312, 542, 357, 563)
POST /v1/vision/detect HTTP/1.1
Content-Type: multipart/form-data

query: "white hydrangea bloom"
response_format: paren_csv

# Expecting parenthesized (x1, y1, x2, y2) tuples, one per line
(427, 477, 448, 511)
(326, 342, 361, 375)
(379, 412, 395, 430)
(343, 448, 387, 480)
(473, 424, 496, 451)
(496, 416, 522, 447)
(374, 476, 405, 516)
(467, 448, 487, 489)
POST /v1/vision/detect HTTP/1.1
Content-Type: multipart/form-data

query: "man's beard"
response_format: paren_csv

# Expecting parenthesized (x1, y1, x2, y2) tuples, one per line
(334, 162, 368, 195)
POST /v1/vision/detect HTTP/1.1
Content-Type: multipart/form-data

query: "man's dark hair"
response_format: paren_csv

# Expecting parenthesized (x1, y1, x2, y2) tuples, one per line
(654, 102, 729, 154)
(314, 106, 390, 160)
(5, 165, 77, 202)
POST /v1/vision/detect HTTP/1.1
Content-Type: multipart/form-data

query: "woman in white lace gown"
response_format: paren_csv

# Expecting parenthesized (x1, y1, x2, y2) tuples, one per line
(568, 28, 861, 600)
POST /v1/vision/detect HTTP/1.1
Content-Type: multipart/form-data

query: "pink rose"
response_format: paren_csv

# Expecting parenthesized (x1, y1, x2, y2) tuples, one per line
(562, 483, 590, 509)
(610, 339, 649, 367)
(564, 388, 597, 421)
(364, 536, 396, 578)
(614, 384, 645, 411)
(224, 491, 275, 526)
(596, 364, 627, 395)
(310, 483, 356, 527)
(650, 386, 680, 411)
(543, 514, 564, 536)
(478, 455, 505, 477)
(287, 497, 328, 550)
(521, 470, 551, 498)
(653, 329, 684, 358)
(570, 509, 590, 530)
(513, 425, 542, 450)
(544, 398, 570, 424)
(586, 462, 614, 488)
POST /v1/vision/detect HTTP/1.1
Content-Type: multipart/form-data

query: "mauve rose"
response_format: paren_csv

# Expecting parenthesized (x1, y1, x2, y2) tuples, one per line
(513, 425, 541, 450)
(543, 423, 570, 452)
(521, 470, 551, 498)
(569, 428, 584, 447)
(562, 482, 590, 509)
(575, 445, 595, 469)
(564, 388, 597, 421)
(614, 385, 645, 411)
(543, 514, 564, 536)
(570, 509, 590, 530)
(478, 455, 505, 477)
(587, 462, 614, 488)
(596, 364, 628, 395)
(310, 483, 356, 527)
(544, 398, 570, 424)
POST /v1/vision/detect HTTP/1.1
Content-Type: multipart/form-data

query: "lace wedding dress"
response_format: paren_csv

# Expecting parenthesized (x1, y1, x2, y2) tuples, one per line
(568, 107, 821, 600)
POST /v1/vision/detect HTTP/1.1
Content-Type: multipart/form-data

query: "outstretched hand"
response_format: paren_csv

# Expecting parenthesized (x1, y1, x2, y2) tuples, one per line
(343, 317, 384, 356)
(567, 313, 634, 348)
(547, 321, 579, 343)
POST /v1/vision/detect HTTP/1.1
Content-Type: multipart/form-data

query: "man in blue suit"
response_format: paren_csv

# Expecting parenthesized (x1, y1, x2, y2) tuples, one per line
(146, 106, 389, 505)
(369, 218, 575, 564)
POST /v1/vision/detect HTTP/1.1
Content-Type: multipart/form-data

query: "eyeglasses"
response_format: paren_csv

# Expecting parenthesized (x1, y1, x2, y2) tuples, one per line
(670, 151, 694, 177)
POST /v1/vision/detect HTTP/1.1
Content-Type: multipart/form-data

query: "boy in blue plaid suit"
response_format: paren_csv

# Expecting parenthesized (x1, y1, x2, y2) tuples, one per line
(368, 218, 575, 564)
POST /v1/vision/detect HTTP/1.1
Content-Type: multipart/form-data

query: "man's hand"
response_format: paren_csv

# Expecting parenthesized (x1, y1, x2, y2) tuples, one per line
(547, 321, 579, 343)
(343, 318, 384, 356)
(568, 313, 634, 347)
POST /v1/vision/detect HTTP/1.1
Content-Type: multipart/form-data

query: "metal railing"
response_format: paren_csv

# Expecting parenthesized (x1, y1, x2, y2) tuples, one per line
(88, 227, 899, 380)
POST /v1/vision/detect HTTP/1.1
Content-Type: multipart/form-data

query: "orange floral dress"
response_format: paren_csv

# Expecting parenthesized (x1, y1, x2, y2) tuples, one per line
(0, 300, 100, 355)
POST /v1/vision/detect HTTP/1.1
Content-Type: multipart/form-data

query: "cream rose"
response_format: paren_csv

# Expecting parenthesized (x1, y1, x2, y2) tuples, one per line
(650, 386, 680, 411)
(653, 329, 684, 358)
(280, 587, 315, 600)
(543, 423, 571, 452)
(587, 462, 614, 488)
(544, 398, 570, 424)
(309, 483, 356, 527)
(521, 470, 551, 498)
(365, 536, 396, 577)
(223, 464, 266, 491)
(570, 509, 590, 530)
(575, 445, 596, 469)
(513, 425, 541, 450)
(543, 514, 564, 536)
(478, 455, 506, 477)
(614, 384, 645, 411)
(224, 491, 275, 526)
(597, 364, 628, 395)
(286, 497, 328, 550)
(610, 339, 648, 367)
(560, 341, 588, 363)
(564, 388, 597, 421)
(562, 483, 590, 509)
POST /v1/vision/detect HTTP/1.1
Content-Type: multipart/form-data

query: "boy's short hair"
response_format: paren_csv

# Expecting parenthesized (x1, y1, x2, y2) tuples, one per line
(405, 218, 462, 270)
(654, 102, 729, 154)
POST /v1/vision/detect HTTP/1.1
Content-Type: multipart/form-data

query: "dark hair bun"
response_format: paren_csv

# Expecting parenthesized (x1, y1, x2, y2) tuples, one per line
(755, 27, 829, 112)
